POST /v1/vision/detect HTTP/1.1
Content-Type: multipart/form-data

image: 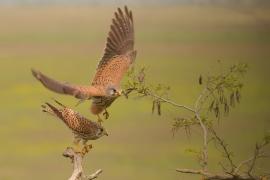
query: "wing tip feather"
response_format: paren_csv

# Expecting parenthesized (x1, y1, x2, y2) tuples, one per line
(31, 68, 41, 80)
(98, 6, 135, 67)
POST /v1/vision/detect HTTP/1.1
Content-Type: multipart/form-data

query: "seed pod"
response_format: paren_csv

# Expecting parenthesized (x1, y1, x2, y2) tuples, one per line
(157, 101, 161, 116)
(199, 75, 203, 85)
(209, 100, 215, 112)
(230, 92, 235, 107)
(224, 103, 229, 115)
(220, 94, 224, 104)
(218, 88, 222, 96)
(152, 100, 156, 114)
(214, 104, 220, 118)
(236, 90, 241, 103)
(224, 97, 227, 105)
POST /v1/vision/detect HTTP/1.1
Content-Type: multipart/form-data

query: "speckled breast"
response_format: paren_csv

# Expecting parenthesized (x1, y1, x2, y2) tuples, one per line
(92, 96, 117, 108)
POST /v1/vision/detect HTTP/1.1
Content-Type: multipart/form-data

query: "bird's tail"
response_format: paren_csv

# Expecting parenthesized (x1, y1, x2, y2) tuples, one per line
(41, 101, 64, 120)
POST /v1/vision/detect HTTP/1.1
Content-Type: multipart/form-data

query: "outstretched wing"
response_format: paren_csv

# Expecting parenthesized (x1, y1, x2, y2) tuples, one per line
(92, 6, 137, 88)
(32, 69, 105, 99)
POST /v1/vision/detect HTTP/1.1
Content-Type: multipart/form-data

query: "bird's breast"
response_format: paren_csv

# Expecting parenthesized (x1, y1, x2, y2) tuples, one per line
(91, 96, 117, 114)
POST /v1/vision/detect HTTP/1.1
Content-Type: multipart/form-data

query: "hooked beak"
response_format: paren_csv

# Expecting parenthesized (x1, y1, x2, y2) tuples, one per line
(116, 90, 122, 96)
(104, 131, 109, 136)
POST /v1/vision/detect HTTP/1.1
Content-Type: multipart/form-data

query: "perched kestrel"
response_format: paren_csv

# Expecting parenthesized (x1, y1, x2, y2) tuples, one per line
(32, 6, 136, 121)
(42, 99, 108, 147)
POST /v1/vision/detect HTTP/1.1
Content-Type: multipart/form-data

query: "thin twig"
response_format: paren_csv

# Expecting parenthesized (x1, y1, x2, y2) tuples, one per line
(176, 168, 233, 179)
(195, 87, 207, 111)
(147, 92, 196, 113)
(130, 86, 208, 171)
(127, 87, 195, 113)
(234, 141, 268, 176)
(247, 143, 264, 176)
(194, 88, 209, 171)
(195, 112, 208, 171)
(210, 128, 236, 172)
(176, 168, 260, 180)
(235, 157, 254, 174)
(86, 169, 103, 180)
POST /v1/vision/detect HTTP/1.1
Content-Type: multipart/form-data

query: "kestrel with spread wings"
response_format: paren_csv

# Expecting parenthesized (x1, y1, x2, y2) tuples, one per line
(32, 6, 136, 122)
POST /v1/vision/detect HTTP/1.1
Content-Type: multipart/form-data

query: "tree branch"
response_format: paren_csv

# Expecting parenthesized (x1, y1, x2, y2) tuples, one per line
(210, 128, 236, 172)
(247, 144, 261, 176)
(195, 111, 208, 171)
(147, 91, 196, 113)
(63, 147, 103, 180)
(176, 168, 232, 179)
(234, 140, 268, 175)
(235, 157, 254, 174)
(124, 64, 269, 180)
(194, 88, 209, 171)
(125, 87, 195, 113)
(86, 170, 103, 180)
(176, 168, 260, 180)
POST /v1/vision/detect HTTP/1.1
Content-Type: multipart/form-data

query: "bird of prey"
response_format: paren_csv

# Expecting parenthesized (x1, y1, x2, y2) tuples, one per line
(42, 99, 108, 150)
(32, 6, 136, 122)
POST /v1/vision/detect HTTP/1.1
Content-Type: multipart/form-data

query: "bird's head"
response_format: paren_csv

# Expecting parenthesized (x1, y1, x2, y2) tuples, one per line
(96, 126, 109, 137)
(106, 86, 122, 97)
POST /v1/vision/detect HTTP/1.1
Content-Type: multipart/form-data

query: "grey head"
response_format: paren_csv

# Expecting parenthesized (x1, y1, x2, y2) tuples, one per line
(95, 124, 109, 138)
(105, 85, 122, 97)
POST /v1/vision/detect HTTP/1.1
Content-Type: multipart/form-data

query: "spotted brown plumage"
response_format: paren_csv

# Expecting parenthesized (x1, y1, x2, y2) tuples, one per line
(91, 96, 117, 117)
(42, 100, 108, 144)
(32, 6, 136, 119)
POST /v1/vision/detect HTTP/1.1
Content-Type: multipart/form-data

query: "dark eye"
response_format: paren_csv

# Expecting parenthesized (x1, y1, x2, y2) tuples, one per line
(100, 128, 103, 132)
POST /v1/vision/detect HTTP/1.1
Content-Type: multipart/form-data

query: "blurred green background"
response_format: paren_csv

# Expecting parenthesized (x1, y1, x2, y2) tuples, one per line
(0, 2, 269, 180)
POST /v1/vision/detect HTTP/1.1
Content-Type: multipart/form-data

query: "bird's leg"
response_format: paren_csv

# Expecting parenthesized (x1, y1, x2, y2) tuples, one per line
(73, 136, 82, 153)
(103, 109, 110, 119)
(81, 140, 92, 156)
(97, 114, 103, 124)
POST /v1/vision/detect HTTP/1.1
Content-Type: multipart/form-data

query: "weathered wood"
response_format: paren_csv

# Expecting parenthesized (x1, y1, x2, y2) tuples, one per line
(63, 147, 102, 180)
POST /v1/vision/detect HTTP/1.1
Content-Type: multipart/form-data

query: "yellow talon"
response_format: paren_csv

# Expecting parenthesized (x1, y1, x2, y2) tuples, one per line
(81, 144, 93, 156)
(97, 115, 103, 124)
(103, 109, 110, 119)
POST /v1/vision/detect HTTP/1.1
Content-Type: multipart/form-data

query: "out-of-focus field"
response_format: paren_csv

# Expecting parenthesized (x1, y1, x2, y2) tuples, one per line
(0, 5, 269, 180)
